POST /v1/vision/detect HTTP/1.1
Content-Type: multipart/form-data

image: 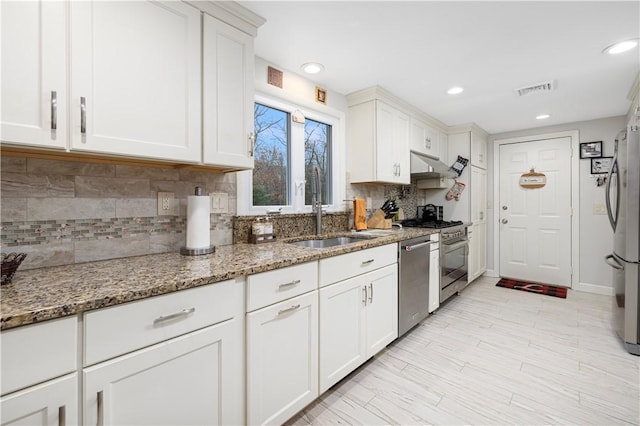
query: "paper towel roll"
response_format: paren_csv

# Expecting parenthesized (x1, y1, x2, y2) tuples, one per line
(186, 195, 210, 249)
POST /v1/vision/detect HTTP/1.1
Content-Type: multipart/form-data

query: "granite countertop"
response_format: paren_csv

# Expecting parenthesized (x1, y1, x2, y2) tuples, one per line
(1, 228, 437, 330)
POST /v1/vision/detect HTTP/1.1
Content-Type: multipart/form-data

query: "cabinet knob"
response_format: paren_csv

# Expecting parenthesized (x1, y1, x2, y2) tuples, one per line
(502, 205, 508, 210)
(501, 218, 508, 224)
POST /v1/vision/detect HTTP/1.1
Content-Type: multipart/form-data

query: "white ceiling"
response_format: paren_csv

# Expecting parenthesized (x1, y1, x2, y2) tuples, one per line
(240, 1, 640, 134)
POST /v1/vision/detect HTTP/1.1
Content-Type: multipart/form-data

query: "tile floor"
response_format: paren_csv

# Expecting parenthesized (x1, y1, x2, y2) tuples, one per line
(287, 276, 640, 425)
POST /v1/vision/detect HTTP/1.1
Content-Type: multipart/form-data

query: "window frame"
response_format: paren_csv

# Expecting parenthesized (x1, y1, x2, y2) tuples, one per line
(237, 93, 346, 216)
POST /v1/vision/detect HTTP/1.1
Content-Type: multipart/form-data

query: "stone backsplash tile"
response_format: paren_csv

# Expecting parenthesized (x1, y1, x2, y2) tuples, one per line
(233, 212, 350, 243)
(27, 198, 116, 221)
(1, 198, 27, 222)
(75, 176, 152, 198)
(115, 164, 181, 180)
(1, 156, 27, 173)
(27, 158, 115, 177)
(149, 180, 207, 198)
(115, 199, 158, 218)
(75, 234, 150, 263)
(9, 240, 75, 270)
(1, 173, 75, 198)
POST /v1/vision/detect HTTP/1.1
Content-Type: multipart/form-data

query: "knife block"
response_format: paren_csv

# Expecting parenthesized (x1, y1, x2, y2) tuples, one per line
(367, 210, 392, 229)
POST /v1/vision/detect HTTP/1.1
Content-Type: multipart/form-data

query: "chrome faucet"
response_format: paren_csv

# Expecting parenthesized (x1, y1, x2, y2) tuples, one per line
(311, 165, 322, 236)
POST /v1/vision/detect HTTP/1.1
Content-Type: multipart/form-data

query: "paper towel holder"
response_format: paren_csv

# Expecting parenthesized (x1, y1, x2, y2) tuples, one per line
(181, 186, 216, 256)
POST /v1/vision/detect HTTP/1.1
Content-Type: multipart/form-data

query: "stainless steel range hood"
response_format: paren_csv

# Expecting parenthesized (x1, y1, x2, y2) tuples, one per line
(410, 150, 457, 179)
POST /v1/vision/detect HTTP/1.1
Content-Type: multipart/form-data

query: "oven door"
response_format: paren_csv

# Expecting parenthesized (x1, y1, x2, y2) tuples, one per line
(441, 239, 468, 297)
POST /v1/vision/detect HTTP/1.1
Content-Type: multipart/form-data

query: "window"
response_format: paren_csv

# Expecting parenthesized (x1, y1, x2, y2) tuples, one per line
(238, 95, 343, 215)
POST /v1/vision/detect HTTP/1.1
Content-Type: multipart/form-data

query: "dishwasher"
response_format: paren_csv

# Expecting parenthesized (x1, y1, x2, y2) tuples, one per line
(398, 234, 439, 337)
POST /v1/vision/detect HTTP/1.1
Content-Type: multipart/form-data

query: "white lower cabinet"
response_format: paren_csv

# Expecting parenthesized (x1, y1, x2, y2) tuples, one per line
(84, 319, 239, 425)
(1, 374, 77, 426)
(246, 291, 319, 425)
(319, 264, 398, 393)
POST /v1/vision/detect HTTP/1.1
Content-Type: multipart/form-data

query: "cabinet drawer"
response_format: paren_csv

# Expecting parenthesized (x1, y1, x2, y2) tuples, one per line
(247, 262, 318, 312)
(1, 317, 77, 396)
(319, 244, 397, 287)
(84, 279, 236, 366)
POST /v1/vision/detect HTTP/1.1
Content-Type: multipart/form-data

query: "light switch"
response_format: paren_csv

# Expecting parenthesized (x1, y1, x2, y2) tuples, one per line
(210, 192, 229, 213)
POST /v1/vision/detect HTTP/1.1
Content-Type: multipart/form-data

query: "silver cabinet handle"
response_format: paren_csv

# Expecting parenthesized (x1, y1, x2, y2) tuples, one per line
(605, 254, 624, 270)
(58, 405, 66, 426)
(51, 91, 57, 130)
(404, 241, 436, 251)
(97, 391, 103, 426)
(80, 97, 87, 134)
(501, 218, 508, 224)
(368, 283, 373, 303)
(361, 259, 375, 265)
(248, 132, 255, 156)
(279, 279, 301, 289)
(362, 286, 367, 306)
(153, 307, 195, 325)
(278, 304, 300, 315)
(479, 211, 484, 220)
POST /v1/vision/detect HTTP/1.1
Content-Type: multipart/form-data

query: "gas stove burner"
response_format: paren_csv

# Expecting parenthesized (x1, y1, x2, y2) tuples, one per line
(401, 219, 464, 229)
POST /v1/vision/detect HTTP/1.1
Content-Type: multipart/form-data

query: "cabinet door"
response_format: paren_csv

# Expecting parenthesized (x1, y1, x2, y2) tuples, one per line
(364, 264, 398, 357)
(246, 291, 318, 426)
(470, 166, 487, 225)
(84, 320, 240, 426)
(1, 374, 77, 426)
(477, 222, 487, 276)
(376, 101, 410, 184)
(0, 1, 67, 149)
(394, 111, 411, 183)
(203, 14, 255, 169)
(468, 227, 478, 282)
(410, 118, 427, 154)
(319, 277, 366, 393)
(428, 248, 440, 313)
(470, 131, 487, 169)
(70, 1, 201, 162)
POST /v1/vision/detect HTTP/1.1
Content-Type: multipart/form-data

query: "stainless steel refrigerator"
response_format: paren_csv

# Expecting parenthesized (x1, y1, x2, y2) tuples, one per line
(605, 125, 640, 356)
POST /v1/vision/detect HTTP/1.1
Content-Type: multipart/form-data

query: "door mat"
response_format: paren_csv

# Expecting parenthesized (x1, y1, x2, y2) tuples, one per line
(496, 278, 567, 298)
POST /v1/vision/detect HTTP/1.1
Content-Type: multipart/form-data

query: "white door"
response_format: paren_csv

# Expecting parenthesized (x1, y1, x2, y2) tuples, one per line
(319, 277, 366, 393)
(364, 264, 398, 357)
(70, 1, 201, 162)
(1, 374, 77, 426)
(1, 0, 67, 149)
(84, 321, 238, 426)
(499, 137, 572, 286)
(246, 291, 318, 426)
(202, 14, 254, 169)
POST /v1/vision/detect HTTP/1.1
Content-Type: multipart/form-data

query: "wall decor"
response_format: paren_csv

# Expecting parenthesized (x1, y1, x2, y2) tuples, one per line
(267, 66, 283, 88)
(591, 156, 613, 174)
(315, 86, 327, 104)
(519, 168, 547, 188)
(579, 141, 603, 158)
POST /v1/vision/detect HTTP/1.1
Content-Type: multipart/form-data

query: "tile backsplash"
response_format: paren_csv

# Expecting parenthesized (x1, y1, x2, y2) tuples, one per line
(1, 155, 236, 270)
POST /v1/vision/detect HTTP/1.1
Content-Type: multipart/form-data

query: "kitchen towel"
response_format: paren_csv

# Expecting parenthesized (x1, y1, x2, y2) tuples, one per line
(186, 194, 211, 249)
(354, 198, 368, 231)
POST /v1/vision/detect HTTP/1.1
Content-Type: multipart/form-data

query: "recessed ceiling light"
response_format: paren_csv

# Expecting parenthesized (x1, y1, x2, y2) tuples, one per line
(536, 114, 551, 120)
(301, 62, 324, 74)
(603, 39, 639, 54)
(447, 86, 464, 95)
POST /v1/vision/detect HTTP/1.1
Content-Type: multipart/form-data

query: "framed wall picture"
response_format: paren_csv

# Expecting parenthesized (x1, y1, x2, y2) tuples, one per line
(591, 156, 613, 174)
(315, 86, 327, 104)
(579, 141, 603, 158)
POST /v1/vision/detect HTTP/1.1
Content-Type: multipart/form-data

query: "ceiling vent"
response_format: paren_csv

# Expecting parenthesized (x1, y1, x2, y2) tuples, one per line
(515, 80, 556, 97)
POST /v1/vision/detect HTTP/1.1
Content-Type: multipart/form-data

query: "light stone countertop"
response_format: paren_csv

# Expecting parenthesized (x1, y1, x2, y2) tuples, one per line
(1, 228, 437, 330)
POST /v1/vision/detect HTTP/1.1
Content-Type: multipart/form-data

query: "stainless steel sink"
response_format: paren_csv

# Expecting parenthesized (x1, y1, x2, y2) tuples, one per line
(288, 236, 369, 248)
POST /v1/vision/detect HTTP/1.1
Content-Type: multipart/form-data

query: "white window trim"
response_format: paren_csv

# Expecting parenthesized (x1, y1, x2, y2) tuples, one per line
(237, 93, 346, 216)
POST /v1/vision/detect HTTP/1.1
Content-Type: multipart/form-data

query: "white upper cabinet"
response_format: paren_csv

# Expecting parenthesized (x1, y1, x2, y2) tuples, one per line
(1, 1, 67, 150)
(348, 98, 410, 184)
(203, 14, 255, 170)
(470, 131, 488, 169)
(410, 117, 443, 159)
(69, 1, 202, 163)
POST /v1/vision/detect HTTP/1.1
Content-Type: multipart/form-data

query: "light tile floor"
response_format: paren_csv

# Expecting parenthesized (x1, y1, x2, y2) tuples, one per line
(286, 276, 640, 425)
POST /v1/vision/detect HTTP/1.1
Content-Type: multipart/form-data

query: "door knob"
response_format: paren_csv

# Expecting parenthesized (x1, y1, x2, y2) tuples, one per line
(502, 205, 508, 210)
(501, 218, 508, 224)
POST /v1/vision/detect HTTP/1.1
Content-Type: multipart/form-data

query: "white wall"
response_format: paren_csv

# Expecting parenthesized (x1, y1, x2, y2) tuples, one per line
(487, 115, 627, 294)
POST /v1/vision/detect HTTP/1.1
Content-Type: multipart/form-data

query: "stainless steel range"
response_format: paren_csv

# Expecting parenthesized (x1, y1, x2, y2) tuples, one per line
(402, 208, 469, 304)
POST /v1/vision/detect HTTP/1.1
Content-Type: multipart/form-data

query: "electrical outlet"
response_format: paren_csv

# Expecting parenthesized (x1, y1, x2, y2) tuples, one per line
(210, 192, 228, 213)
(157, 192, 175, 215)
(593, 203, 606, 215)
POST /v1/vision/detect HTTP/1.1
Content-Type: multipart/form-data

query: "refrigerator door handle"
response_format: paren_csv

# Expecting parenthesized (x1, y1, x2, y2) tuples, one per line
(605, 144, 619, 231)
(605, 254, 624, 270)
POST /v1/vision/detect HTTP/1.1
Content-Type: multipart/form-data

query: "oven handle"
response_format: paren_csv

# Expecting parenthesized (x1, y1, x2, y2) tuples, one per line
(404, 241, 437, 251)
(443, 240, 468, 253)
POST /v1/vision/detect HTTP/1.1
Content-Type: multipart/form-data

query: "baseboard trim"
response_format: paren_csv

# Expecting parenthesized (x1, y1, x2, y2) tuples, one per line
(484, 269, 499, 278)
(574, 282, 614, 296)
